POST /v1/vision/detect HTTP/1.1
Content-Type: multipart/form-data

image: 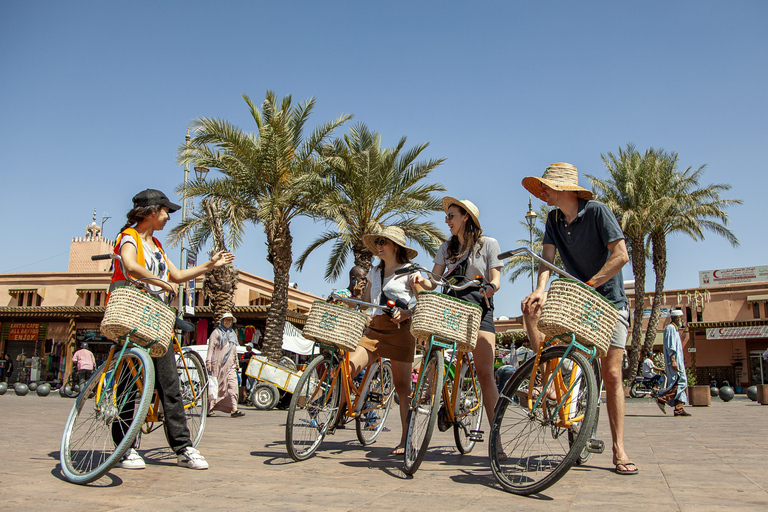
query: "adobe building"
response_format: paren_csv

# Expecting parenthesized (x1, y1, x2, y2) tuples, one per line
(0, 222, 319, 385)
(627, 265, 768, 390)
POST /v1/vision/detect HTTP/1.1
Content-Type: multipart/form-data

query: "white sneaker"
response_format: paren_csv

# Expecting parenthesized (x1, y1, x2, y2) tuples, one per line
(119, 448, 146, 470)
(177, 447, 209, 470)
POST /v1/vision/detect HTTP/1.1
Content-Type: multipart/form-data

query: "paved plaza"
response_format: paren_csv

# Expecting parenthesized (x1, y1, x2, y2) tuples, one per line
(0, 393, 766, 511)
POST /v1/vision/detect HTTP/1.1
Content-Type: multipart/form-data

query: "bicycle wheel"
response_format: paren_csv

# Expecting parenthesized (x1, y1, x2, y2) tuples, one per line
(356, 360, 394, 446)
(489, 345, 597, 495)
(403, 349, 444, 475)
(167, 348, 208, 448)
(453, 356, 483, 454)
(572, 357, 601, 465)
(285, 353, 340, 461)
(60, 347, 155, 484)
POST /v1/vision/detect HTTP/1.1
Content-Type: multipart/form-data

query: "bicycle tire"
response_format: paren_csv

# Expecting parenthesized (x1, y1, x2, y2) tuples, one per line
(165, 348, 208, 449)
(355, 360, 394, 446)
(489, 346, 597, 495)
(403, 349, 444, 475)
(573, 357, 601, 465)
(285, 353, 340, 461)
(453, 355, 483, 454)
(60, 347, 155, 484)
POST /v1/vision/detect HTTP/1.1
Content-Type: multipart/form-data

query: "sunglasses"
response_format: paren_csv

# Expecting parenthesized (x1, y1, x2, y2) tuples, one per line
(374, 238, 390, 246)
(154, 251, 167, 273)
(445, 213, 456, 222)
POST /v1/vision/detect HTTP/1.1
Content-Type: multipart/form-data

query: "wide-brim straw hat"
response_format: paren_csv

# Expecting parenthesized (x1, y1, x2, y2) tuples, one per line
(522, 162, 595, 202)
(362, 226, 418, 260)
(442, 196, 481, 230)
(220, 312, 237, 323)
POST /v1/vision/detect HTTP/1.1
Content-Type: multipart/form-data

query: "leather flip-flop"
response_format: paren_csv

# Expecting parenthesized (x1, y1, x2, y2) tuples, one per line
(615, 461, 638, 475)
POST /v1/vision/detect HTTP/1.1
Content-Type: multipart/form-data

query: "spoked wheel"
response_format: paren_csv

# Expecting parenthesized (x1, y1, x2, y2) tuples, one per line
(403, 349, 444, 475)
(489, 346, 598, 495)
(454, 356, 483, 454)
(285, 353, 340, 461)
(356, 360, 394, 446)
(167, 348, 208, 449)
(572, 357, 601, 465)
(60, 348, 155, 484)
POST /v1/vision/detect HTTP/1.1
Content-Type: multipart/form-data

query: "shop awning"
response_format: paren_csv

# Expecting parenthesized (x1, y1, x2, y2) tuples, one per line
(746, 294, 768, 302)
(75, 286, 108, 298)
(625, 331, 664, 347)
(249, 289, 272, 301)
(8, 287, 46, 299)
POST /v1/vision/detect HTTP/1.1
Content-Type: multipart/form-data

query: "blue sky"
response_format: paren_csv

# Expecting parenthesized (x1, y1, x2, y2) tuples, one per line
(1, 1, 765, 318)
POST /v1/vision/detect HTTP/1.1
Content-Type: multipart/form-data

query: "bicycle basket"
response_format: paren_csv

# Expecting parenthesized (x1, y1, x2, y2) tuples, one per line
(302, 301, 367, 352)
(537, 279, 620, 358)
(100, 286, 175, 357)
(410, 292, 482, 352)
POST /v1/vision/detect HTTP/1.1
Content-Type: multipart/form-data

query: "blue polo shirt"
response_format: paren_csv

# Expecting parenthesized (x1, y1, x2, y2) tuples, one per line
(543, 199, 627, 308)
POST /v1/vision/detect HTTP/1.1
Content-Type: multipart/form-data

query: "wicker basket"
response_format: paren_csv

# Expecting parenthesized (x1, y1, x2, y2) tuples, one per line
(302, 301, 367, 352)
(537, 279, 620, 358)
(410, 292, 482, 352)
(100, 286, 175, 357)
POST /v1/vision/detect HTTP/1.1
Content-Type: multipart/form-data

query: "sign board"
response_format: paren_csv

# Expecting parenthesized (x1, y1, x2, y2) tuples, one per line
(688, 348, 697, 353)
(185, 289, 195, 316)
(8, 323, 40, 341)
(706, 325, 768, 340)
(699, 265, 768, 287)
(186, 251, 197, 291)
(643, 307, 674, 319)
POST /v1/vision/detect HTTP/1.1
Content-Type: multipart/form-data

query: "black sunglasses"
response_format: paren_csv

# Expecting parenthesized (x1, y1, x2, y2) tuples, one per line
(374, 238, 390, 246)
(154, 251, 166, 273)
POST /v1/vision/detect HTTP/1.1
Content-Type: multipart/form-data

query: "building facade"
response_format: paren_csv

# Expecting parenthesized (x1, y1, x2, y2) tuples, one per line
(0, 227, 319, 385)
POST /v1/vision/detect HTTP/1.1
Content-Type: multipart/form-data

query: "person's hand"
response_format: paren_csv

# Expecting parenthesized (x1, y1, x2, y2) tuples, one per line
(409, 274, 426, 288)
(390, 308, 411, 325)
(521, 289, 547, 315)
(671, 361, 679, 372)
(205, 362, 212, 373)
(352, 277, 367, 298)
(161, 281, 178, 295)
(480, 283, 497, 299)
(210, 251, 235, 268)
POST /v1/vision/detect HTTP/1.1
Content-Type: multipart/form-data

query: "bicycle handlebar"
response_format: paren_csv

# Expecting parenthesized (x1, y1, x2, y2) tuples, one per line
(393, 264, 484, 291)
(497, 248, 581, 283)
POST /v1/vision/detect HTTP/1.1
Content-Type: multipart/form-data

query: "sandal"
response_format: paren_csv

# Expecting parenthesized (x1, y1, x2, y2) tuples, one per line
(390, 446, 405, 455)
(231, 410, 245, 418)
(615, 461, 638, 475)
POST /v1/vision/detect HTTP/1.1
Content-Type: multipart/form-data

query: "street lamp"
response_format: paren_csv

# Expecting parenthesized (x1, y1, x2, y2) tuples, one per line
(194, 164, 209, 181)
(524, 197, 538, 292)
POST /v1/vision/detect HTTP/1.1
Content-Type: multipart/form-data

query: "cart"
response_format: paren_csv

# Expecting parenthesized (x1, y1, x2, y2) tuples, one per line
(245, 356, 306, 410)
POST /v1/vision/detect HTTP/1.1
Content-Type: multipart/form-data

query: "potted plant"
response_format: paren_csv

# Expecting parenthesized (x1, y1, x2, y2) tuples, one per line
(686, 366, 711, 407)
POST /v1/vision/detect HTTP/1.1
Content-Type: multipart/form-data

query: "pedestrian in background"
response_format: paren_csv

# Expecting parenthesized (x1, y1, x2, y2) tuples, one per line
(656, 310, 691, 416)
(72, 342, 96, 389)
(207, 312, 245, 417)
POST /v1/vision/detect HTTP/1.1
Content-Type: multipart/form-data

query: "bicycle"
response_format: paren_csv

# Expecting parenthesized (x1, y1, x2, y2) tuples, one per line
(285, 295, 397, 461)
(489, 248, 613, 495)
(391, 264, 486, 475)
(60, 254, 208, 484)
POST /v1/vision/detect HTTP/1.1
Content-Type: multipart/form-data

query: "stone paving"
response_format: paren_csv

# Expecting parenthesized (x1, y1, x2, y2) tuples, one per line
(0, 392, 766, 511)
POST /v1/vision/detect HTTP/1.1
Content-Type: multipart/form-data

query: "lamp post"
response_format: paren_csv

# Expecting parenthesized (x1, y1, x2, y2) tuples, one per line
(524, 197, 538, 292)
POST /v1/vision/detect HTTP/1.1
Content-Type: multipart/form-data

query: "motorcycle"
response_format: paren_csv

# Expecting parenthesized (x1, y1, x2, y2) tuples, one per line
(629, 375, 664, 398)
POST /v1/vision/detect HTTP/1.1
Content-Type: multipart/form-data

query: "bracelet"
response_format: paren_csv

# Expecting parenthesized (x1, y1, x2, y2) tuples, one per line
(486, 282, 497, 291)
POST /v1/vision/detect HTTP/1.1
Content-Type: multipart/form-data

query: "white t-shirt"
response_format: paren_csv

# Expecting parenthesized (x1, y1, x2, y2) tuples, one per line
(433, 236, 502, 283)
(119, 235, 170, 302)
(642, 358, 656, 379)
(366, 264, 415, 318)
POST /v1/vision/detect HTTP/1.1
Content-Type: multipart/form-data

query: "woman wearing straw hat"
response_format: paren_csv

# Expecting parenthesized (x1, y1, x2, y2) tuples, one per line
(410, 197, 502, 434)
(345, 226, 419, 455)
(520, 162, 635, 475)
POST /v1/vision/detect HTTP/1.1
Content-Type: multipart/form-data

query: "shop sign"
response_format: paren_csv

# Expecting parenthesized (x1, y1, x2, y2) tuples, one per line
(643, 307, 673, 319)
(699, 265, 768, 287)
(8, 323, 40, 341)
(706, 325, 768, 340)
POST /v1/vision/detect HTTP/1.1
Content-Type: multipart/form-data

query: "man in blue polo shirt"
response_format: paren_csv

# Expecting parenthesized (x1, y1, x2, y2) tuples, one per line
(521, 162, 636, 476)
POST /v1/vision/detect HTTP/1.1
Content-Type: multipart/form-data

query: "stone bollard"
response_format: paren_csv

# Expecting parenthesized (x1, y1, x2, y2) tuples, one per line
(757, 385, 768, 405)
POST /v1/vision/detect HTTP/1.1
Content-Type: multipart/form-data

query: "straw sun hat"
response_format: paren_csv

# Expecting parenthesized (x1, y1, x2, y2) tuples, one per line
(362, 226, 419, 260)
(442, 197, 481, 230)
(522, 162, 595, 202)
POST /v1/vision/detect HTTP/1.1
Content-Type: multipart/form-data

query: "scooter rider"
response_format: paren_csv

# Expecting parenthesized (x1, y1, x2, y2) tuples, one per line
(641, 351, 664, 390)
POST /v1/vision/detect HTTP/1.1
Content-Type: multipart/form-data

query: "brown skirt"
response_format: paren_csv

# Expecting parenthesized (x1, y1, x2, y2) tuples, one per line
(357, 314, 416, 363)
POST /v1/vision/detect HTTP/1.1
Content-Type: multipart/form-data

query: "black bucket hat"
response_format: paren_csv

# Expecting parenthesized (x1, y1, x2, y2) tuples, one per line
(132, 189, 181, 212)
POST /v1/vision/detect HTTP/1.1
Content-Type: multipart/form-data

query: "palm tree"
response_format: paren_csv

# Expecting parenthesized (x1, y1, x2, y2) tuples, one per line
(643, 151, 742, 357)
(294, 123, 446, 280)
(177, 91, 351, 361)
(588, 144, 655, 376)
(500, 204, 562, 285)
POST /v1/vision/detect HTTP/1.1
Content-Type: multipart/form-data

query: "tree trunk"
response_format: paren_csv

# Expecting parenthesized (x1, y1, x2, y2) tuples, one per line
(353, 240, 373, 274)
(201, 197, 238, 326)
(626, 234, 647, 378)
(644, 233, 667, 356)
(262, 221, 293, 362)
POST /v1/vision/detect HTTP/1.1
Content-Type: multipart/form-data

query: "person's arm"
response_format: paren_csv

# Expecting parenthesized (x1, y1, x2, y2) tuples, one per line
(588, 239, 629, 287)
(167, 251, 235, 284)
(521, 243, 555, 315)
(480, 266, 501, 299)
(409, 263, 445, 293)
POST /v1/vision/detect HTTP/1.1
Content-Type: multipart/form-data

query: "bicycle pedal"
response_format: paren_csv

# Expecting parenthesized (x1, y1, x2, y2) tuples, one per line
(366, 392, 382, 404)
(469, 430, 484, 442)
(586, 438, 605, 454)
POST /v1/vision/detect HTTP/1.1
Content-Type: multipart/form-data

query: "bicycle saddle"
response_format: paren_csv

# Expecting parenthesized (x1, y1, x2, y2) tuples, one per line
(175, 316, 195, 332)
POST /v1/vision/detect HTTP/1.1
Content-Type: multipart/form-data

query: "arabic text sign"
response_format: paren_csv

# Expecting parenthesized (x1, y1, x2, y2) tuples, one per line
(699, 265, 768, 287)
(706, 325, 768, 340)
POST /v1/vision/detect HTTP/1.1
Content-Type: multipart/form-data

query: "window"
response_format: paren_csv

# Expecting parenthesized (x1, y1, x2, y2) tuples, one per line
(764, 301, 768, 318)
(754, 302, 760, 319)
(685, 307, 693, 323)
